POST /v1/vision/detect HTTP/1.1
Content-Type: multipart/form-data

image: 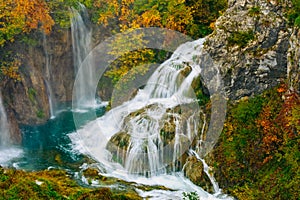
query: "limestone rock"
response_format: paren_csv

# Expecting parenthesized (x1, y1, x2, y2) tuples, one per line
(203, 0, 291, 100)
(287, 28, 300, 92)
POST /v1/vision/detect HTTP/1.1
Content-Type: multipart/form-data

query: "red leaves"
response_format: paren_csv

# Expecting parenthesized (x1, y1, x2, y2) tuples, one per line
(257, 85, 300, 165)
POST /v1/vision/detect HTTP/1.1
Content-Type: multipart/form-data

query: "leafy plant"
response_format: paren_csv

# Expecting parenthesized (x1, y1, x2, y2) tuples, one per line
(183, 191, 200, 200)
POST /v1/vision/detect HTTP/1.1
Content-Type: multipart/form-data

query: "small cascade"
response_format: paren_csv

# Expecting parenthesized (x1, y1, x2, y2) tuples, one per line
(71, 4, 96, 108)
(189, 149, 221, 195)
(0, 93, 10, 145)
(43, 34, 56, 118)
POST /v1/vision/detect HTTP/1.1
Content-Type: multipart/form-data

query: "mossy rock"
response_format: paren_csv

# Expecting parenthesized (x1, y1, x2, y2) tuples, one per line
(106, 132, 131, 164)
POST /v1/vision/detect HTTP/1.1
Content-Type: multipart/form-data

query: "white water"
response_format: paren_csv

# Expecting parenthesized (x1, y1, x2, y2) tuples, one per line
(43, 34, 56, 118)
(0, 93, 10, 145)
(0, 93, 23, 166)
(71, 4, 97, 108)
(70, 38, 231, 199)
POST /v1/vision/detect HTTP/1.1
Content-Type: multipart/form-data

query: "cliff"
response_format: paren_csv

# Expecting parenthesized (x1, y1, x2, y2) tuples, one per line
(203, 0, 294, 99)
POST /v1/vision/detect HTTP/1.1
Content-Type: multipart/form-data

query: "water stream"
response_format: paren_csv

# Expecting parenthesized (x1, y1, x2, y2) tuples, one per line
(0, 92, 10, 145)
(43, 34, 56, 118)
(0, 92, 23, 165)
(71, 4, 97, 109)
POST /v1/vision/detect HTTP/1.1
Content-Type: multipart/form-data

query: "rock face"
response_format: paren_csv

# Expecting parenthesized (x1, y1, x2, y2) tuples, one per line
(0, 28, 74, 142)
(184, 156, 214, 193)
(203, 0, 292, 100)
(2, 29, 74, 126)
(287, 28, 300, 92)
(43, 27, 74, 103)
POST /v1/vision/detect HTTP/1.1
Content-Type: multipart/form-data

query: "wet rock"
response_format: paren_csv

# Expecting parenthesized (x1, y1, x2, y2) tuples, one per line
(106, 132, 131, 164)
(184, 156, 214, 193)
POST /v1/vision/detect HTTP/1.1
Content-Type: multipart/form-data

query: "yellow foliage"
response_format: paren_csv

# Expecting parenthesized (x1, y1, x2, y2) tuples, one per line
(0, 0, 54, 46)
(1, 58, 22, 81)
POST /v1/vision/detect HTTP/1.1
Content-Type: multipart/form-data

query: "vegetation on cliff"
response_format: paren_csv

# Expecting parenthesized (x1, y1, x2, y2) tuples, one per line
(211, 84, 300, 199)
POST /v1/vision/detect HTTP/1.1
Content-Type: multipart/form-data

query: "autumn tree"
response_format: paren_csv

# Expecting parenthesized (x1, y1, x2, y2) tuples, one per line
(92, 0, 227, 85)
(0, 0, 54, 80)
(0, 0, 54, 46)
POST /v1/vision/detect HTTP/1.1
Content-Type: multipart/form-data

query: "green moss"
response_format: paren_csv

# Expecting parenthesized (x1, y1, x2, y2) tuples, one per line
(248, 6, 261, 16)
(36, 110, 45, 119)
(228, 30, 255, 48)
(28, 88, 37, 103)
(287, 0, 300, 27)
(0, 167, 144, 199)
(183, 191, 199, 200)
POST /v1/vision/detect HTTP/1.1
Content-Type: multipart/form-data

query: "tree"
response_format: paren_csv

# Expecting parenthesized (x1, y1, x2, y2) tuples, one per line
(0, 0, 54, 46)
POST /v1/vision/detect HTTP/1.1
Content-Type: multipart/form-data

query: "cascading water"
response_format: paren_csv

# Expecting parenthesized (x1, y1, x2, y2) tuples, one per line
(71, 4, 97, 109)
(43, 34, 56, 118)
(0, 92, 23, 166)
(0, 93, 10, 145)
(70, 38, 231, 199)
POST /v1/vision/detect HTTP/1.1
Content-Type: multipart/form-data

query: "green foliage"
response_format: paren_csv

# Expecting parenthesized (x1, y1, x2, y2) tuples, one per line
(213, 85, 300, 199)
(36, 110, 45, 119)
(0, 167, 121, 199)
(185, 0, 228, 38)
(28, 88, 37, 103)
(248, 6, 261, 16)
(228, 30, 255, 48)
(183, 191, 199, 200)
(20, 35, 39, 46)
(295, 16, 300, 28)
(287, 0, 300, 27)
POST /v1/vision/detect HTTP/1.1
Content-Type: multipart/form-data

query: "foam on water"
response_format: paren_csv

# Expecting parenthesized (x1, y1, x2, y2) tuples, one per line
(0, 147, 23, 167)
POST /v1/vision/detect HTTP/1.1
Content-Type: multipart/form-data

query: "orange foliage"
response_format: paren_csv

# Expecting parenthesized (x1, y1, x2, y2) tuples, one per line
(257, 86, 300, 164)
(15, 0, 54, 34)
(0, 0, 54, 45)
(95, 0, 193, 33)
(0, 58, 22, 81)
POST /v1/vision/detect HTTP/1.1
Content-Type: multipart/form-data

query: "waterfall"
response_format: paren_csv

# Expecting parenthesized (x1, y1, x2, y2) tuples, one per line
(73, 38, 206, 174)
(0, 93, 10, 146)
(70, 37, 229, 199)
(43, 34, 56, 118)
(71, 4, 96, 108)
(189, 149, 221, 195)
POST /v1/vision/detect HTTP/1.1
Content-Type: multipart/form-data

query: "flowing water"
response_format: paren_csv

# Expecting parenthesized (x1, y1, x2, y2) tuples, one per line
(0, 92, 23, 166)
(43, 34, 56, 118)
(71, 4, 97, 108)
(70, 38, 231, 199)
(0, 93, 10, 145)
